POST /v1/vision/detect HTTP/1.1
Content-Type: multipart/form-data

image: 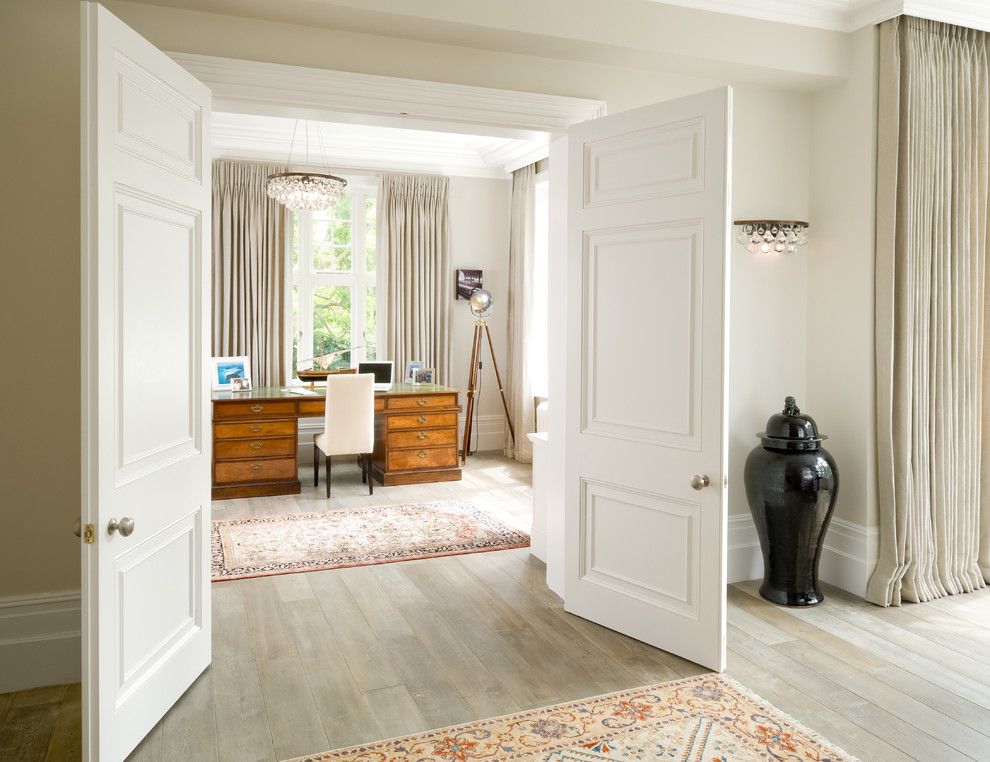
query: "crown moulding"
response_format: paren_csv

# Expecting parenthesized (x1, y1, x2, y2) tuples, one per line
(646, 0, 990, 34)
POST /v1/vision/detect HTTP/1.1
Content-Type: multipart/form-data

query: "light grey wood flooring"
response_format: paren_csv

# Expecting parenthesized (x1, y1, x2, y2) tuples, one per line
(3, 452, 990, 761)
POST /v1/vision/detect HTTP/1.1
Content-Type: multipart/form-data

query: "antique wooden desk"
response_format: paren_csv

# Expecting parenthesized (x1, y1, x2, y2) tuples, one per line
(211, 384, 461, 499)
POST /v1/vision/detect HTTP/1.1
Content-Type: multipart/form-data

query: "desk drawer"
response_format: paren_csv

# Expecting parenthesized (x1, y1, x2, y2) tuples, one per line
(386, 394, 457, 411)
(215, 437, 296, 460)
(386, 411, 458, 431)
(214, 400, 297, 419)
(298, 399, 326, 416)
(215, 420, 296, 440)
(215, 457, 297, 484)
(388, 428, 457, 449)
(387, 446, 458, 472)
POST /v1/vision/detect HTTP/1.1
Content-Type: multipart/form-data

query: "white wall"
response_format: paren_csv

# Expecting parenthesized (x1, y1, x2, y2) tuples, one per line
(728, 86, 812, 518)
(448, 176, 512, 452)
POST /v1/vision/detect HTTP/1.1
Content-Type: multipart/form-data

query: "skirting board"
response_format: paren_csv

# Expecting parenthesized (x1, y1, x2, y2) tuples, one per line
(296, 414, 507, 460)
(727, 513, 879, 598)
(0, 591, 81, 693)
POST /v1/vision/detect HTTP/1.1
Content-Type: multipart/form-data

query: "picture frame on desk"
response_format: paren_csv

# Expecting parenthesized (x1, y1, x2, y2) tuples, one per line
(211, 355, 251, 390)
(404, 360, 422, 383)
(413, 367, 435, 385)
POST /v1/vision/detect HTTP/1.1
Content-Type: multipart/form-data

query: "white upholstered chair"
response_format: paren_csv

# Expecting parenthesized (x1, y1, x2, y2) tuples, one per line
(313, 372, 375, 497)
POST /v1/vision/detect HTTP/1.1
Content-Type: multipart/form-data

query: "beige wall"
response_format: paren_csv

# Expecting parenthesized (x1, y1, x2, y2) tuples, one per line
(808, 27, 879, 527)
(0, 0, 81, 598)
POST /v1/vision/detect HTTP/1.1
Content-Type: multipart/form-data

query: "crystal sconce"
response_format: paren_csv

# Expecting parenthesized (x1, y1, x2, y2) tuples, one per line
(734, 220, 809, 255)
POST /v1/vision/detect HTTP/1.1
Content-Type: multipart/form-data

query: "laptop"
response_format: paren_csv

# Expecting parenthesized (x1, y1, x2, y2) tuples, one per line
(358, 361, 394, 391)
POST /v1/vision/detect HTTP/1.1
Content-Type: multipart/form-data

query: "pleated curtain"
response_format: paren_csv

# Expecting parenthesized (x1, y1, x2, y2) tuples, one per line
(212, 159, 290, 387)
(867, 16, 990, 606)
(504, 164, 536, 462)
(378, 173, 452, 386)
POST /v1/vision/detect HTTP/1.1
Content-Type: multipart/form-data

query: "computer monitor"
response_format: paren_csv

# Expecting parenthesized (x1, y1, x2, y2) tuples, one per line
(358, 361, 394, 391)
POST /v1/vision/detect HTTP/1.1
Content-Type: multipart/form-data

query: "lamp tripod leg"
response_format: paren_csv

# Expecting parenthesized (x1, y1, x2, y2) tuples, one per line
(483, 323, 515, 445)
(461, 323, 482, 463)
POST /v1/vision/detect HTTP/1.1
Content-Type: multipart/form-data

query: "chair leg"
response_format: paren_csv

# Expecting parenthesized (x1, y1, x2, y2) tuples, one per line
(325, 454, 332, 498)
(366, 454, 374, 495)
(361, 455, 367, 484)
(313, 444, 319, 487)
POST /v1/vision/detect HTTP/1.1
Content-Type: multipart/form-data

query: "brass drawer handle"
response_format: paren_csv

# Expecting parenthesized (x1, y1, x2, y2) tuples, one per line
(249, 441, 263, 449)
(249, 462, 263, 471)
(417, 432, 428, 440)
(417, 398, 428, 407)
(250, 425, 262, 433)
(417, 416, 428, 423)
(417, 450, 428, 458)
(250, 404, 263, 413)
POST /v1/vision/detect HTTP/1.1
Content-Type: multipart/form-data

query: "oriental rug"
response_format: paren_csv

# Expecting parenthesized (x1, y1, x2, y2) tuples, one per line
(286, 674, 855, 762)
(211, 500, 529, 581)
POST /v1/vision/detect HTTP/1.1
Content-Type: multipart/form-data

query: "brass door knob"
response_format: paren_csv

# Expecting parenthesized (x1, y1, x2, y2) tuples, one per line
(690, 474, 710, 491)
(107, 517, 135, 537)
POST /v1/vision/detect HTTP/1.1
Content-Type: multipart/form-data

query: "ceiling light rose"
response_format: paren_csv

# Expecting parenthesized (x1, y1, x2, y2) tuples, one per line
(734, 220, 809, 255)
(266, 120, 347, 211)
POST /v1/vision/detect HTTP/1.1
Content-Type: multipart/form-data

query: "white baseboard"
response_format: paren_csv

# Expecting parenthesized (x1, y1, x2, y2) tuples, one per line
(0, 591, 81, 692)
(726, 514, 878, 598)
(296, 414, 507, 461)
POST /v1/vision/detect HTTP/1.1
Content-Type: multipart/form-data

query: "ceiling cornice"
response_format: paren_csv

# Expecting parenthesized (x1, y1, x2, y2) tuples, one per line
(648, 0, 990, 33)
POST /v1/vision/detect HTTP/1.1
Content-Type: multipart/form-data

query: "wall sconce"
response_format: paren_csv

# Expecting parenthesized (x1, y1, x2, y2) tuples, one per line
(734, 220, 809, 255)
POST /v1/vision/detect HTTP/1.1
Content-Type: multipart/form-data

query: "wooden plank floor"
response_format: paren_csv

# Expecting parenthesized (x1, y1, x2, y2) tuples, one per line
(3, 452, 990, 761)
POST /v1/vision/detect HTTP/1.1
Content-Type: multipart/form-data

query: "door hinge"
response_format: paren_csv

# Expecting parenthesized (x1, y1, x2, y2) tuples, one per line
(83, 524, 96, 544)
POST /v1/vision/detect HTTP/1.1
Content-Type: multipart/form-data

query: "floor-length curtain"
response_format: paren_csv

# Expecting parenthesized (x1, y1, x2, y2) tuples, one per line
(379, 173, 452, 385)
(504, 164, 536, 462)
(867, 16, 990, 606)
(212, 159, 289, 386)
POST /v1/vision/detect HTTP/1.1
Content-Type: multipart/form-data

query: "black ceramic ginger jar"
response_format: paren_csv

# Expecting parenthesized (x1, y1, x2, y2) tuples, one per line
(744, 397, 838, 606)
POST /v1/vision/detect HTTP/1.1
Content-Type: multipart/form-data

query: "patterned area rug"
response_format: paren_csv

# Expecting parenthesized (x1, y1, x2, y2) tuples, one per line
(212, 500, 529, 581)
(285, 674, 855, 761)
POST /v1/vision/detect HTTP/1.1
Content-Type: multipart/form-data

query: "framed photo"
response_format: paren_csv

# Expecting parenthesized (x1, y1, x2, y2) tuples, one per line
(413, 367, 435, 385)
(211, 355, 251, 390)
(230, 377, 252, 392)
(456, 269, 483, 300)
(405, 360, 422, 383)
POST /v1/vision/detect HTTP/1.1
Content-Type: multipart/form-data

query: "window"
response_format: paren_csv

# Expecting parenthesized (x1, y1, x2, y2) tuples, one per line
(529, 172, 550, 398)
(289, 185, 380, 377)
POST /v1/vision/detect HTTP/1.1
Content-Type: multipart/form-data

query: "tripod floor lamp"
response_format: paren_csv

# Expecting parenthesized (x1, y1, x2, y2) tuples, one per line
(461, 288, 515, 463)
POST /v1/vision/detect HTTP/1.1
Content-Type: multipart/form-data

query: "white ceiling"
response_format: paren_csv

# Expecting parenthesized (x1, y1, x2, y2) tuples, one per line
(211, 112, 545, 178)
(647, 0, 990, 33)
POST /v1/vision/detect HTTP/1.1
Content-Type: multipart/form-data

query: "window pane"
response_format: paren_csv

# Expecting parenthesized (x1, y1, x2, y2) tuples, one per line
(333, 195, 352, 224)
(290, 284, 300, 377)
(291, 212, 301, 271)
(364, 285, 377, 360)
(333, 222, 351, 247)
(313, 245, 351, 272)
(312, 285, 352, 368)
(365, 198, 377, 274)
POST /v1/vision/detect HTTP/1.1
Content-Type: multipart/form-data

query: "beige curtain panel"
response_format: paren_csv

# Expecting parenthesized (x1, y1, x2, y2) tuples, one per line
(212, 159, 290, 387)
(867, 16, 990, 606)
(504, 164, 536, 462)
(378, 173, 452, 385)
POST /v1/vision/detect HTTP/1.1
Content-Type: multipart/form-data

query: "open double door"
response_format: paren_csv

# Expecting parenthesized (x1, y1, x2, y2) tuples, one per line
(80, 4, 731, 759)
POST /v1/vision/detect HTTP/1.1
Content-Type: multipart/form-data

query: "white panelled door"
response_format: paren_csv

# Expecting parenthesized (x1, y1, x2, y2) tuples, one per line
(80, 3, 211, 759)
(563, 88, 731, 671)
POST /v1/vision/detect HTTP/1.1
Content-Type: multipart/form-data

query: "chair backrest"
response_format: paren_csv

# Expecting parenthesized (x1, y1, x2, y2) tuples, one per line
(323, 373, 375, 455)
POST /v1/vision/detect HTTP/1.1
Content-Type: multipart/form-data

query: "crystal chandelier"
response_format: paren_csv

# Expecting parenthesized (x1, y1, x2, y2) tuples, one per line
(266, 121, 346, 212)
(734, 220, 809, 255)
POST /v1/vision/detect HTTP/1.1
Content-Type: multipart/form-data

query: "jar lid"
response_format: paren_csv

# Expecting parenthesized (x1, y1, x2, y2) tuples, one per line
(757, 396, 827, 451)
